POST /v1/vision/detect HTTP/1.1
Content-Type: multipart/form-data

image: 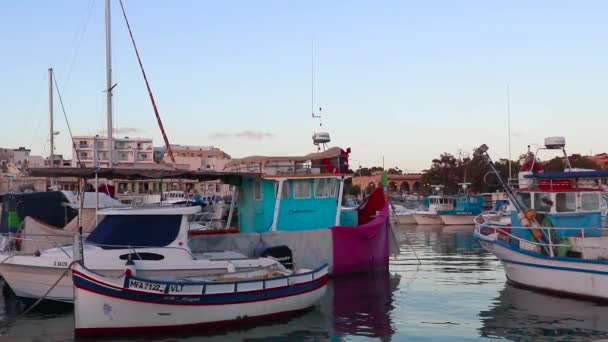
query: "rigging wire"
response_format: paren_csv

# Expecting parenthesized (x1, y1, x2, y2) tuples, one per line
(52, 70, 82, 168)
(117, 0, 176, 166)
(60, 0, 96, 94)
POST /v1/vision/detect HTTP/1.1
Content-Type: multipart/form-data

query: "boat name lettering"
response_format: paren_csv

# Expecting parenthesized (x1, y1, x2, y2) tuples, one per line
(168, 284, 183, 293)
(53, 261, 68, 267)
(128, 279, 167, 293)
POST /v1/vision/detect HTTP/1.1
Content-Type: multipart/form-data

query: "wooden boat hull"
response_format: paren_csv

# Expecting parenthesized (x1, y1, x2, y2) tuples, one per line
(475, 228, 608, 300)
(439, 214, 474, 225)
(412, 213, 443, 225)
(73, 264, 328, 335)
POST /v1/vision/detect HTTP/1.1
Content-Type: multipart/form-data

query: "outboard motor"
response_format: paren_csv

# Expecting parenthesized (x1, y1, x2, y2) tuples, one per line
(261, 245, 293, 269)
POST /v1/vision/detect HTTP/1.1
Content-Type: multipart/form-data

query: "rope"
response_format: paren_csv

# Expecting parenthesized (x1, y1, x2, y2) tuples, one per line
(117, 0, 176, 167)
(389, 200, 421, 265)
(14, 260, 79, 318)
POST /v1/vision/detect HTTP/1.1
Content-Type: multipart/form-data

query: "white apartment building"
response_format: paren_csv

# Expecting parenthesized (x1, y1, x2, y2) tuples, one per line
(72, 136, 154, 167)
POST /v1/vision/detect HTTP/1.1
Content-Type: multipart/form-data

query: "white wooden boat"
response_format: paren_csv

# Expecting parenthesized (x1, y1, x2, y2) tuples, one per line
(72, 262, 328, 335)
(0, 205, 285, 303)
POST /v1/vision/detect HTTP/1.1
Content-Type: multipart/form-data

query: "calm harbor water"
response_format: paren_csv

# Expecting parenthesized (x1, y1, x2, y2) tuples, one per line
(2, 224, 608, 341)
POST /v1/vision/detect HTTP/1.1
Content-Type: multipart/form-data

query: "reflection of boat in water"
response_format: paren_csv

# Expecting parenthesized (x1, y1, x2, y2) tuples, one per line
(479, 283, 608, 340)
(332, 270, 400, 338)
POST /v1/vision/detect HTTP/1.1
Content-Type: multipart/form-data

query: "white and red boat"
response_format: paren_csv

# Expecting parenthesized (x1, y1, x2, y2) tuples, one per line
(72, 261, 328, 335)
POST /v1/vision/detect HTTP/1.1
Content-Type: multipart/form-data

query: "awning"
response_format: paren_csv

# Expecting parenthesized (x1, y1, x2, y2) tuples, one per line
(27, 168, 259, 185)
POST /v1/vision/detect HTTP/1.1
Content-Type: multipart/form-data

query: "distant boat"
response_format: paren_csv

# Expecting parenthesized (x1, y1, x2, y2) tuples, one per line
(438, 191, 487, 225)
(412, 186, 452, 225)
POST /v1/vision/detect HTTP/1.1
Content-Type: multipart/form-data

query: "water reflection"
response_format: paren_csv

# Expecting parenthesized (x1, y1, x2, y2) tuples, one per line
(332, 270, 400, 338)
(479, 283, 608, 341)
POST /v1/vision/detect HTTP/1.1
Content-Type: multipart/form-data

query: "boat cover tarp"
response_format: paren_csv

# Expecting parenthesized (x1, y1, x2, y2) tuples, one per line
(331, 188, 393, 275)
(14, 209, 97, 253)
(0, 192, 76, 234)
(189, 230, 333, 272)
(526, 170, 608, 179)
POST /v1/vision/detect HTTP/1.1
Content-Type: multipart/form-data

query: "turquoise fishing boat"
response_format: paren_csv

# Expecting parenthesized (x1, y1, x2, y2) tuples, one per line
(189, 147, 398, 275)
(438, 189, 488, 225)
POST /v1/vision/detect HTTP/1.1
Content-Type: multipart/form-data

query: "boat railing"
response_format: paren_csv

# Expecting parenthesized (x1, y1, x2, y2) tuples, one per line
(474, 215, 608, 259)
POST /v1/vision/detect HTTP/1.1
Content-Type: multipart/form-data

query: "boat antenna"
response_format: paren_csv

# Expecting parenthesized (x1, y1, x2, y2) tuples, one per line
(507, 84, 512, 181)
(310, 40, 330, 152)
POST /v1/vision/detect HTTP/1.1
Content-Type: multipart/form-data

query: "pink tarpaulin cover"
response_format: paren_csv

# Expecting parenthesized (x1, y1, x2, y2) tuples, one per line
(331, 200, 390, 275)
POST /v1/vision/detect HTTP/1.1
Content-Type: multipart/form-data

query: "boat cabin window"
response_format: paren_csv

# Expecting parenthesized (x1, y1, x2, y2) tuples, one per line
(555, 193, 576, 212)
(119, 252, 165, 261)
(293, 180, 311, 199)
(86, 214, 182, 249)
(273, 181, 290, 198)
(582, 193, 600, 211)
(314, 178, 330, 198)
(469, 197, 478, 204)
(516, 192, 531, 209)
(533, 192, 552, 212)
(253, 180, 262, 201)
(329, 179, 339, 197)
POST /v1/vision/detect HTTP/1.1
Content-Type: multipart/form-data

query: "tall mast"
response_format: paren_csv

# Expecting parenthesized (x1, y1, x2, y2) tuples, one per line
(49, 68, 54, 186)
(105, 0, 114, 167)
(507, 84, 512, 180)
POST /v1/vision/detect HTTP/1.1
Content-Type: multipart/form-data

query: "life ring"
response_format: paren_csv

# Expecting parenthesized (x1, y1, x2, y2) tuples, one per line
(520, 160, 543, 173)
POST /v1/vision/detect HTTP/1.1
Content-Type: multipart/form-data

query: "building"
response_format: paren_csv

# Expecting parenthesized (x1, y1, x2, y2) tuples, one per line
(72, 136, 154, 167)
(159, 145, 231, 171)
(158, 145, 233, 196)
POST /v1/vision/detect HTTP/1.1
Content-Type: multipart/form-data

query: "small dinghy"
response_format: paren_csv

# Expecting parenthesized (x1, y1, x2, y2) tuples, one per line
(72, 261, 328, 335)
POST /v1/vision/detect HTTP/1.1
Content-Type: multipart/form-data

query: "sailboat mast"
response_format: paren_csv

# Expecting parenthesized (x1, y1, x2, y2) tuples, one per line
(507, 84, 512, 180)
(49, 68, 54, 187)
(105, 0, 114, 167)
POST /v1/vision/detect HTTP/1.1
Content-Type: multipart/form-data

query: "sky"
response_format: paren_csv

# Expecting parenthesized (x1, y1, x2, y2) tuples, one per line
(1, 0, 608, 172)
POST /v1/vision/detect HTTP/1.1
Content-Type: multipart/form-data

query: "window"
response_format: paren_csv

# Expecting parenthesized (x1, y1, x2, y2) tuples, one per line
(314, 178, 330, 198)
(582, 193, 600, 211)
(86, 215, 181, 248)
(533, 192, 552, 212)
(516, 192, 531, 209)
(469, 197, 478, 204)
(556, 193, 576, 212)
(329, 179, 339, 197)
(293, 180, 311, 199)
(253, 180, 262, 201)
(274, 181, 290, 198)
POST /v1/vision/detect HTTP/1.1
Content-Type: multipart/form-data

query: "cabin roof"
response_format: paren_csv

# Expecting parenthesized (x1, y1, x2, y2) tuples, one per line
(224, 147, 345, 167)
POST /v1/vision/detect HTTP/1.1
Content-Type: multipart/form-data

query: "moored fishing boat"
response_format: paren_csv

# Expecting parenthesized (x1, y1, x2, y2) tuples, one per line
(412, 187, 452, 225)
(438, 190, 487, 225)
(191, 147, 397, 276)
(391, 204, 416, 224)
(72, 261, 328, 335)
(474, 137, 608, 300)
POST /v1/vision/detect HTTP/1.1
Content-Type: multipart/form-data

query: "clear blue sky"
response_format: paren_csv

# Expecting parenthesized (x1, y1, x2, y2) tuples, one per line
(2, 0, 608, 171)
